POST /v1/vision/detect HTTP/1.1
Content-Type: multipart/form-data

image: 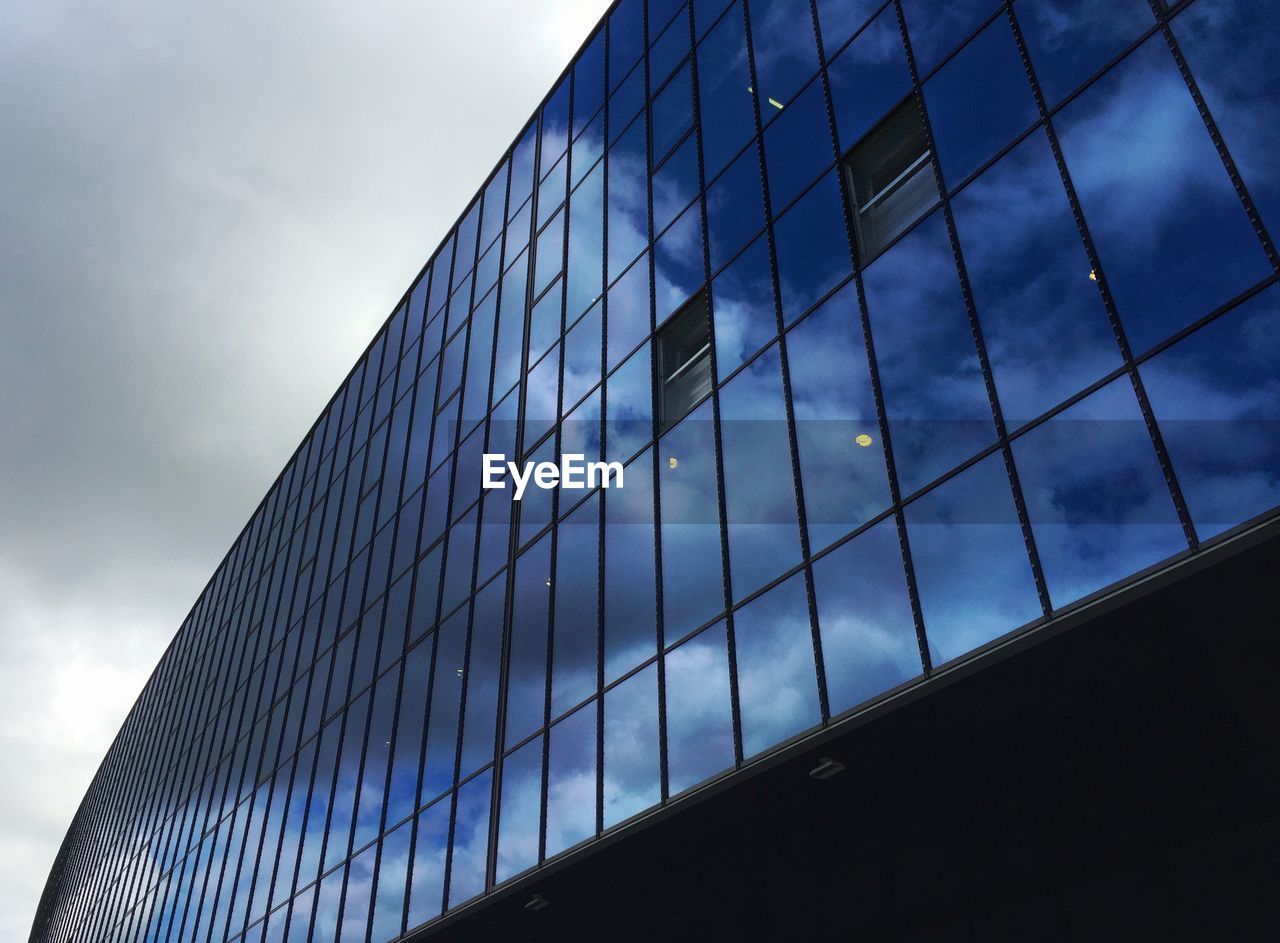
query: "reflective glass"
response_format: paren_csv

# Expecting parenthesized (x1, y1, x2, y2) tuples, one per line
(542, 79, 571, 173)
(862, 211, 994, 494)
(420, 608, 467, 801)
(340, 845, 374, 941)
(1140, 286, 1280, 540)
(812, 516, 921, 712)
(732, 572, 821, 756)
(653, 129, 701, 237)
(605, 344, 654, 465)
(447, 770, 493, 907)
(504, 537, 552, 748)
(697, 3, 757, 179)
(900, 0, 999, 75)
(815, 0, 886, 56)
(772, 171, 853, 324)
(528, 281, 561, 371)
(1173, 0, 1280, 238)
(574, 29, 606, 139)
(719, 344, 803, 599)
(607, 253, 651, 371)
(496, 734, 543, 883)
(1054, 36, 1270, 354)
(924, 16, 1038, 187)
(610, 66, 646, 144)
(610, 0, 645, 90)
(603, 663, 661, 827)
(706, 141, 765, 273)
(352, 670, 396, 851)
(763, 80, 836, 211)
(563, 304, 603, 411)
(566, 163, 605, 324)
(1017, 0, 1153, 107)
(827, 5, 913, 152)
(368, 818, 407, 941)
(747, 0, 821, 111)
(459, 577, 506, 777)
(524, 343, 560, 452)
(712, 235, 778, 376)
(664, 622, 736, 793)
(1013, 377, 1186, 608)
(406, 798, 449, 926)
(604, 450, 658, 681)
(654, 203, 707, 326)
(905, 452, 1042, 663)
(650, 3, 692, 88)
(654, 64, 696, 168)
(659, 401, 727, 636)
(607, 115, 649, 281)
(545, 704, 597, 857)
(534, 210, 565, 297)
(786, 281, 892, 550)
(551, 495, 600, 717)
(384, 637, 429, 828)
(950, 130, 1121, 424)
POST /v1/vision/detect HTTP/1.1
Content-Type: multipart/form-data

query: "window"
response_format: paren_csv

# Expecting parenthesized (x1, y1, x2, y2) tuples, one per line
(656, 290, 712, 429)
(844, 97, 937, 264)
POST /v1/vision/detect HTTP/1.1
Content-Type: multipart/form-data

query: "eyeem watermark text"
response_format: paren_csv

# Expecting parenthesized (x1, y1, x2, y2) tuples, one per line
(482, 454, 624, 501)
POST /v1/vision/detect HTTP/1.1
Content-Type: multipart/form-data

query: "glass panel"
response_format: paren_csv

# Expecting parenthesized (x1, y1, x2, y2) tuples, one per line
(827, 5, 913, 152)
(496, 734, 543, 883)
(385, 637, 430, 828)
(563, 304, 603, 412)
(610, 0, 645, 90)
(545, 703, 597, 857)
(406, 797, 449, 926)
(712, 235, 778, 376)
(447, 770, 493, 907)
(763, 80, 835, 210)
(1018, 0, 1154, 107)
(610, 66, 646, 143)
(660, 401, 726, 635)
(923, 16, 1038, 187)
(652, 3, 692, 88)
(420, 608, 467, 801)
(504, 536, 552, 748)
(517, 437, 557, 547)
(1054, 36, 1270, 354)
(528, 282, 561, 372)
(459, 577, 506, 778)
(492, 253, 528, 401)
(1140, 285, 1280, 539)
(664, 622, 736, 793)
(369, 819, 410, 943)
(655, 203, 707, 331)
(607, 252, 651, 372)
(352, 670, 397, 851)
(339, 844, 374, 942)
(719, 344, 803, 599)
(534, 209, 565, 297)
(786, 281, 892, 550)
(607, 115, 650, 281)
(697, 2, 757, 179)
(652, 63, 695, 166)
(901, 0, 999, 74)
(574, 30, 606, 138)
(1013, 377, 1187, 608)
(566, 162, 605, 325)
(603, 663, 661, 827)
(905, 452, 1042, 663)
(950, 129, 1121, 424)
(812, 517, 921, 713)
(815, 0, 887, 56)
(604, 449, 658, 681)
(551, 495, 600, 717)
(653, 129, 701, 237)
(747, 0, 821, 110)
(542, 78, 570, 173)
(862, 211, 994, 494)
(605, 344, 654, 465)
(657, 291, 713, 428)
(323, 691, 368, 871)
(733, 572, 820, 757)
(706, 141, 766, 273)
(524, 342, 560, 452)
(772, 171, 854, 323)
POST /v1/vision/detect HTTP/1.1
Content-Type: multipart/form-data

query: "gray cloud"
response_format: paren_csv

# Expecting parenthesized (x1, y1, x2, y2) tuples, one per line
(0, 0, 611, 936)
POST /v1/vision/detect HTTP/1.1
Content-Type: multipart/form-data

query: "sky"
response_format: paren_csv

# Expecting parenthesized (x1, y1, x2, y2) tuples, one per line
(0, 0, 612, 936)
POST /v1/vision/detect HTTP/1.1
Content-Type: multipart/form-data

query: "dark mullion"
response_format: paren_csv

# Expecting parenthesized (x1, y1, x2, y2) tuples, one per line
(1005, 1, 1200, 556)
(1146, 0, 1279, 273)
(894, 0, 1054, 624)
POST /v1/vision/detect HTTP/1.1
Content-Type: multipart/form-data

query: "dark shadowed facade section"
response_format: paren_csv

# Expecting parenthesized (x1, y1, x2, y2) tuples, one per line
(30, 0, 1280, 941)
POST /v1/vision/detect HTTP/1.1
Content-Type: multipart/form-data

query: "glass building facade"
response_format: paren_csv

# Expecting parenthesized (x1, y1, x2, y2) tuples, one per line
(30, 0, 1280, 940)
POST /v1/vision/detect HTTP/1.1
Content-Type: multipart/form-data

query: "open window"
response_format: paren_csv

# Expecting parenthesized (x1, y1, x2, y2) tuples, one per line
(656, 291, 712, 431)
(844, 97, 938, 264)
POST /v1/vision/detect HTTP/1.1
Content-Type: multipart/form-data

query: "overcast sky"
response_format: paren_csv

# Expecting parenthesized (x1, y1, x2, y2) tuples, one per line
(0, 1, 612, 935)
